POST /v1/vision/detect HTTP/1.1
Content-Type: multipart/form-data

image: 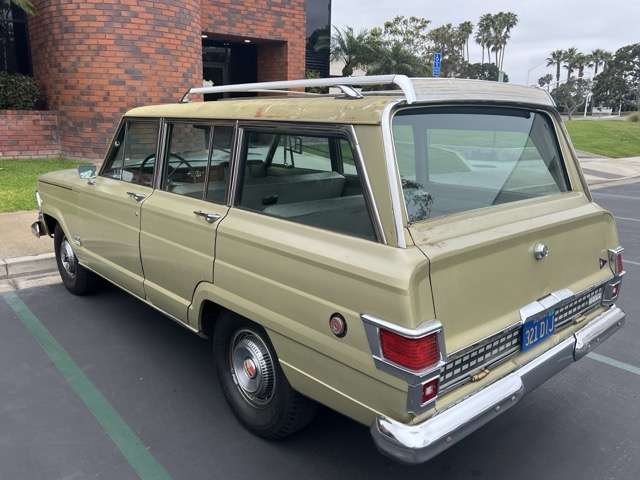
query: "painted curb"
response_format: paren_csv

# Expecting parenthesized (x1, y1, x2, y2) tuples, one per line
(3, 253, 57, 279)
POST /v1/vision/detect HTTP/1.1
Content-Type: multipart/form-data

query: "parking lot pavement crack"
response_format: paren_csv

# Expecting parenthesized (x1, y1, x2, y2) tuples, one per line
(1, 291, 173, 480)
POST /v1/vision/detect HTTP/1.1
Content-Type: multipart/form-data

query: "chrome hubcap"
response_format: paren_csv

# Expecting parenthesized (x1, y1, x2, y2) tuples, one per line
(60, 238, 77, 277)
(230, 330, 276, 407)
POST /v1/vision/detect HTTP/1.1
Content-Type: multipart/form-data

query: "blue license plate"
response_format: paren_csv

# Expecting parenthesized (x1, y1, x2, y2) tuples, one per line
(521, 310, 555, 351)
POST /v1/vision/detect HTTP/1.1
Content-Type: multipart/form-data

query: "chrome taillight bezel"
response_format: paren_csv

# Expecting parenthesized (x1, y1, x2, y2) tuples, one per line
(361, 314, 446, 413)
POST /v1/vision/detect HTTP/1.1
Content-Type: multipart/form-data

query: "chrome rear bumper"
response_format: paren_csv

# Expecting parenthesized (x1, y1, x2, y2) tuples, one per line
(371, 305, 626, 464)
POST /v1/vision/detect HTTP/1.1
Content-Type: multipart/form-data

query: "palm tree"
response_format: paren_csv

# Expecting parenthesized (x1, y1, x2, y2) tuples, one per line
(562, 47, 579, 81)
(331, 26, 370, 76)
(496, 12, 518, 72)
(590, 48, 611, 76)
(546, 49, 564, 86)
(474, 14, 493, 64)
(537, 73, 553, 91)
(458, 21, 473, 61)
(7, 0, 34, 14)
(574, 53, 593, 78)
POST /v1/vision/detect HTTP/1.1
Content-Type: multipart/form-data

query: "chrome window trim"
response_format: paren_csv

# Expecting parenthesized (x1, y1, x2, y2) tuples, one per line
(381, 100, 407, 248)
(388, 103, 576, 227)
(231, 121, 385, 244)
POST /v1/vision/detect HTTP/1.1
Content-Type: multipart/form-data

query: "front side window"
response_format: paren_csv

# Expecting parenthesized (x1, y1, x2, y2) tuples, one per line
(237, 130, 376, 241)
(122, 121, 159, 187)
(393, 107, 570, 223)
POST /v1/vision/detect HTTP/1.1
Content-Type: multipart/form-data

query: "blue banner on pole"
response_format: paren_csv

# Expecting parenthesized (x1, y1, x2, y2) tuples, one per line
(433, 52, 442, 77)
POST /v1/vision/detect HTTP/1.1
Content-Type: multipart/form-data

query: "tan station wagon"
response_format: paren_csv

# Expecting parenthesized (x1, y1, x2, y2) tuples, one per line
(32, 75, 627, 463)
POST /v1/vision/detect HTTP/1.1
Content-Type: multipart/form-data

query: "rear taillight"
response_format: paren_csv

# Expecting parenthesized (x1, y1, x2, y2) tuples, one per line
(608, 247, 625, 277)
(379, 329, 440, 371)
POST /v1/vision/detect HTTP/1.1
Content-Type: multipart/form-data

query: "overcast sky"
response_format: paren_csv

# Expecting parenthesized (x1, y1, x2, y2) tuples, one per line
(332, 0, 640, 85)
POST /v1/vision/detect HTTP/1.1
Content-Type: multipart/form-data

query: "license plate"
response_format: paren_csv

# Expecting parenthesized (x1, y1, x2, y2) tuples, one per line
(521, 310, 555, 351)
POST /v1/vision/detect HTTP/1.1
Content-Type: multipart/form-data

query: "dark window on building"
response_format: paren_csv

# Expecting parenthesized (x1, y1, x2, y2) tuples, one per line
(0, 3, 32, 74)
(305, 0, 331, 78)
(202, 38, 257, 100)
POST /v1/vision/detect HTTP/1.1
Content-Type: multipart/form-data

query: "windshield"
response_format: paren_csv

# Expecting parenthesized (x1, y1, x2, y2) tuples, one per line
(392, 106, 570, 223)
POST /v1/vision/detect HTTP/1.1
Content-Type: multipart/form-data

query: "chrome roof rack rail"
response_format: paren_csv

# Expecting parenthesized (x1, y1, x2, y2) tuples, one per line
(180, 75, 416, 103)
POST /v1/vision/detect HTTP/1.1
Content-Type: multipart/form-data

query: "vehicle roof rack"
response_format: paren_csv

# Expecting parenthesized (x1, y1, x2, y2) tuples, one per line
(180, 75, 416, 103)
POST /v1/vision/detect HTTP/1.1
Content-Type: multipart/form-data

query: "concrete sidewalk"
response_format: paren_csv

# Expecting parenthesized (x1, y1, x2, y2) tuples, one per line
(1, 211, 56, 290)
(578, 153, 640, 189)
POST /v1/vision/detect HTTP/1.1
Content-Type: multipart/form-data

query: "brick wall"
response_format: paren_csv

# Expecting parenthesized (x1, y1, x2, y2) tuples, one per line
(28, 0, 203, 161)
(0, 111, 60, 159)
(200, 0, 306, 81)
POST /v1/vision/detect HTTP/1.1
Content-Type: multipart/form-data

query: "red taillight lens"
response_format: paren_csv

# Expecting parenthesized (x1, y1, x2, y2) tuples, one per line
(609, 248, 625, 276)
(421, 378, 439, 404)
(379, 329, 439, 371)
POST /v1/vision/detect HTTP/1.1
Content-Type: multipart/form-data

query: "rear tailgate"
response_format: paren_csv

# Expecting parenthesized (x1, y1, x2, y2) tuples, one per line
(409, 193, 618, 355)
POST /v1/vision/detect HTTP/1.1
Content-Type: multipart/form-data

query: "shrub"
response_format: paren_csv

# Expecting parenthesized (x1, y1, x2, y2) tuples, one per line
(0, 72, 41, 110)
(627, 112, 640, 123)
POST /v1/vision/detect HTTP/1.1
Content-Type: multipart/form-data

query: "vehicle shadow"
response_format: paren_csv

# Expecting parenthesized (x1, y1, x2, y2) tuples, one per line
(16, 282, 632, 480)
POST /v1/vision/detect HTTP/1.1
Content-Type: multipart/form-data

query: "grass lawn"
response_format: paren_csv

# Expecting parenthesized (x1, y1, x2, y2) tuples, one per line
(0, 158, 80, 213)
(565, 119, 640, 158)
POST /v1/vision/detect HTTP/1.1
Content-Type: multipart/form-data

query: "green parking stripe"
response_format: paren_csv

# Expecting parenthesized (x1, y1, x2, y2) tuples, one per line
(2, 292, 172, 480)
(587, 352, 640, 377)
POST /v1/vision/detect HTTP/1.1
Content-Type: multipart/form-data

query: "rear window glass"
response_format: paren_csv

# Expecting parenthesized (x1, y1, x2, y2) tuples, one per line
(393, 107, 570, 223)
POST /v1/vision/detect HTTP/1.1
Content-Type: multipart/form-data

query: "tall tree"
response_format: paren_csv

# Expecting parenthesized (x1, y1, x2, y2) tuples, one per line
(574, 53, 593, 78)
(593, 43, 640, 111)
(590, 48, 612, 76)
(428, 23, 466, 77)
(563, 47, 579, 82)
(458, 21, 474, 61)
(546, 49, 564, 85)
(382, 15, 431, 58)
(474, 14, 493, 64)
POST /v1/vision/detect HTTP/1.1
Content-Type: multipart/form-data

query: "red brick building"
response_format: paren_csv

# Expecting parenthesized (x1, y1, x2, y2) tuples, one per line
(1, 1, 331, 160)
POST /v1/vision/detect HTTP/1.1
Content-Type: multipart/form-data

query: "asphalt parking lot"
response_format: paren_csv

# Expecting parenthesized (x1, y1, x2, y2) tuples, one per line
(1, 182, 639, 480)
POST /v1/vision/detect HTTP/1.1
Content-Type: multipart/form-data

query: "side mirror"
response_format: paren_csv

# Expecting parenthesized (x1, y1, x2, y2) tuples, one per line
(78, 164, 97, 179)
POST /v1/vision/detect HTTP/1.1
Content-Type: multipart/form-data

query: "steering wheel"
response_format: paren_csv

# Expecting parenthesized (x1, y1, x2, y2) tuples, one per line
(139, 153, 193, 182)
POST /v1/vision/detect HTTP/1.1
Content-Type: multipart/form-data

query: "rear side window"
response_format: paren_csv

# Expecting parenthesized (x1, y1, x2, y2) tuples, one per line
(237, 131, 376, 241)
(163, 122, 211, 199)
(393, 107, 570, 223)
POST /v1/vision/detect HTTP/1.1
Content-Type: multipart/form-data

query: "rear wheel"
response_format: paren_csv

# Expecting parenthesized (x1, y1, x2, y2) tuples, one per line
(54, 225, 92, 295)
(213, 314, 317, 439)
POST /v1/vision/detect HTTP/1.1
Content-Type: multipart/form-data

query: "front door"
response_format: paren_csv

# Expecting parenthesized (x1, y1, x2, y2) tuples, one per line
(74, 119, 160, 298)
(139, 122, 234, 323)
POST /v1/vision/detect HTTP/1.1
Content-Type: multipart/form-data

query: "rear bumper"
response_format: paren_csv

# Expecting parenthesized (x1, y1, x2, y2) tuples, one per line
(371, 305, 626, 464)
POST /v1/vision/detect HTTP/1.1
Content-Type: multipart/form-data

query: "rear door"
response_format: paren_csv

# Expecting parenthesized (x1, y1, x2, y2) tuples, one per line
(75, 119, 160, 298)
(139, 121, 234, 322)
(394, 106, 618, 353)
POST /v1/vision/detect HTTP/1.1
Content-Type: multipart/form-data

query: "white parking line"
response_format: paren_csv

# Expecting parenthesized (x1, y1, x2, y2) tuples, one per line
(625, 259, 640, 267)
(587, 352, 640, 377)
(616, 216, 640, 223)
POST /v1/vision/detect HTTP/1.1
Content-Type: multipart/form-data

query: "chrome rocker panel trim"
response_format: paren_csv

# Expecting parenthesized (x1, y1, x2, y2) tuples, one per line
(371, 305, 626, 465)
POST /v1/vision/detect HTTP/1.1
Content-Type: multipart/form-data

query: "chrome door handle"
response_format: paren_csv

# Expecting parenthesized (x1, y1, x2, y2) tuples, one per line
(126, 191, 146, 202)
(193, 210, 221, 224)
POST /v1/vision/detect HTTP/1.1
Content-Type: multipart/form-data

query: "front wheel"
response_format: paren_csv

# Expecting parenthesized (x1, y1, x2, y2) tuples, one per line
(213, 314, 317, 439)
(54, 225, 93, 295)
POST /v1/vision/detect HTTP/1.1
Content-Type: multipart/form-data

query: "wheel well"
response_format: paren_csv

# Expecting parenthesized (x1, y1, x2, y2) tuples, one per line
(200, 300, 224, 339)
(43, 213, 58, 237)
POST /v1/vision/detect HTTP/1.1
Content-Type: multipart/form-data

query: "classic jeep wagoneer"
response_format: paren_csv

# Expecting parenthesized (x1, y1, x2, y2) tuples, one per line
(32, 76, 627, 463)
